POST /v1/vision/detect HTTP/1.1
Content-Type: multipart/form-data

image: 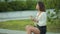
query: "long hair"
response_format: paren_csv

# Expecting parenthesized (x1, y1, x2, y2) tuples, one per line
(38, 2, 45, 12)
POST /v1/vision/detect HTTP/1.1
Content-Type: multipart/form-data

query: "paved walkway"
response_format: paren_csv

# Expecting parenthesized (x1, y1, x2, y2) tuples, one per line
(0, 29, 60, 34)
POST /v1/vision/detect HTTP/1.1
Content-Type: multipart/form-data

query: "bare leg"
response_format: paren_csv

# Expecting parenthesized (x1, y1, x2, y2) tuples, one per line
(26, 26, 32, 34)
(25, 25, 40, 34)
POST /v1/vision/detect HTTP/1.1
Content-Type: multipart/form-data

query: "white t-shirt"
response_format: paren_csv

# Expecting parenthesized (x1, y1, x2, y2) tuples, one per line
(34, 12, 47, 26)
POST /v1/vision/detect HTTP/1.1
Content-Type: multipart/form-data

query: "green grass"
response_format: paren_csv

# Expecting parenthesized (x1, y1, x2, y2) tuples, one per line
(47, 19, 60, 32)
(47, 22, 60, 32)
(0, 19, 60, 32)
(0, 19, 34, 31)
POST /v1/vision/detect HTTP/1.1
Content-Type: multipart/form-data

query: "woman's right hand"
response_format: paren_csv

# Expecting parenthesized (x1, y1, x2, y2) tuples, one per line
(30, 16, 38, 23)
(30, 16, 33, 19)
(30, 16, 35, 21)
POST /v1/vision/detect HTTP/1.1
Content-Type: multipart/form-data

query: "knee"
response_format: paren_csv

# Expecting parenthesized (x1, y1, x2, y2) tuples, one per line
(25, 25, 29, 30)
(25, 25, 32, 31)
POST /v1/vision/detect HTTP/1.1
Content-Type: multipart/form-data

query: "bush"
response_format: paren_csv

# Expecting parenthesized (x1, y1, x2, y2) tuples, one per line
(0, 1, 37, 12)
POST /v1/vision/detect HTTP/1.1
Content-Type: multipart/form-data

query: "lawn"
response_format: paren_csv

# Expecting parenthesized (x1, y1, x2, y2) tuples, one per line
(0, 19, 34, 31)
(0, 19, 60, 32)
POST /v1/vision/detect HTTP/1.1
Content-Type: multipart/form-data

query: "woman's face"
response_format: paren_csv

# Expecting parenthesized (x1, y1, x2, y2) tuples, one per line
(36, 4, 40, 10)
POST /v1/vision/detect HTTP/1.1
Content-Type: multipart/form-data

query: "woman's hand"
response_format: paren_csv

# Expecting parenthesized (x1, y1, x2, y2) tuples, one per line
(30, 16, 34, 21)
(30, 16, 38, 22)
(30, 16, 33, 20)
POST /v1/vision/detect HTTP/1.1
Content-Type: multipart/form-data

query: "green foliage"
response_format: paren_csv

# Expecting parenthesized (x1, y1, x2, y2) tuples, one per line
(26, 0, 37, 10)
(0, 1, 37, 12)
(47, 9, 60, 32)
(0, 2, 7, 12)
(41, 0, 60, 9)
(0, 0, 60, 12)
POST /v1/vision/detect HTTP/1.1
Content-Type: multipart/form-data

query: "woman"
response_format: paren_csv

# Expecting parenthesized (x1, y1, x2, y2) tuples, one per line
(25, 1, 47, 34)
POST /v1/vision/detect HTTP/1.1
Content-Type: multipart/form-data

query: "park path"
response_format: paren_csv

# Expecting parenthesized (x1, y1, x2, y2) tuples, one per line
(0, 29, 60, 34)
